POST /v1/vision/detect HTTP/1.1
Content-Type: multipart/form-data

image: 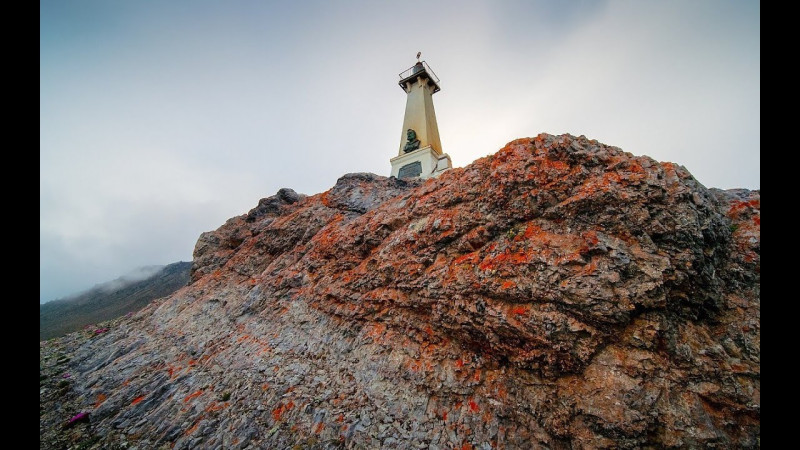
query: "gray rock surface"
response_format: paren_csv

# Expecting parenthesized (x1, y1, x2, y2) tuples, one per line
(40, 133, 759, 449)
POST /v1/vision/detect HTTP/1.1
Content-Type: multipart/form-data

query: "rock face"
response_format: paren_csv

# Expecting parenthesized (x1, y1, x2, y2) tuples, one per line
(39, 134, 760, 449)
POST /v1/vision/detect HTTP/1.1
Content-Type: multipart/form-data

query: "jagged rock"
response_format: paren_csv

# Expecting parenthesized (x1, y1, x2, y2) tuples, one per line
(40, 133, 759, 449)
(325, 172, 422, 214)
(277, 187, 303, 204)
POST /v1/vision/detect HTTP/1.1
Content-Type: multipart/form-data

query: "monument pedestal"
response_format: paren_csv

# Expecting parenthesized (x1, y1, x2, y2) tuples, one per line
(390, 145, 452, 179)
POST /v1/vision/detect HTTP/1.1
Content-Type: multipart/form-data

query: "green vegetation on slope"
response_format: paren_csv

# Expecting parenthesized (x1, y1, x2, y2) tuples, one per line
(39, 261, 192, 340)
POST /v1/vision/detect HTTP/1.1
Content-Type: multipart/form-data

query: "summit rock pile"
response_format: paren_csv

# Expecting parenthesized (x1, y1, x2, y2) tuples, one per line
(40, 133, 759, 449)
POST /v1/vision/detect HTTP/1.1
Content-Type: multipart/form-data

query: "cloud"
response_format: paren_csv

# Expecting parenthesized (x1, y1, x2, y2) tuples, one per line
(40, 0, 759, 303)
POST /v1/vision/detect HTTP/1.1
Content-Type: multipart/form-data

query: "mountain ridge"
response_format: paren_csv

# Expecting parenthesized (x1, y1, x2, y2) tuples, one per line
(40, 261, 192, 340)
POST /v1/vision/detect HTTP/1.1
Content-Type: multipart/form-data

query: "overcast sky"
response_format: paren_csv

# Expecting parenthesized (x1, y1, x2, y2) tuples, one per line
(40, 0, 759, 304)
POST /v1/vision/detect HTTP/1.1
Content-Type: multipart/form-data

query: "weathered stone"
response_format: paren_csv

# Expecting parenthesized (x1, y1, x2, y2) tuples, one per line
(277, 187, 302, 204)
(40, 133, 759, 449)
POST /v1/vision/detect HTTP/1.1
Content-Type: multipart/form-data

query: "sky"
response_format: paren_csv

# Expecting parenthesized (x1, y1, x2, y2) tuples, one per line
(40, 0, 760, 304)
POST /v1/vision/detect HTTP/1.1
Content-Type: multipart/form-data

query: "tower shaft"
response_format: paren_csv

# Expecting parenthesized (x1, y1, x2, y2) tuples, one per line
(399, 76, 442, 156)
(390, 60, 452, 179)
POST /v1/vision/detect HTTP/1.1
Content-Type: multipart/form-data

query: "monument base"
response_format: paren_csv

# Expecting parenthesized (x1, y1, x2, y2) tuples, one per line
(390, 146, 452, 179)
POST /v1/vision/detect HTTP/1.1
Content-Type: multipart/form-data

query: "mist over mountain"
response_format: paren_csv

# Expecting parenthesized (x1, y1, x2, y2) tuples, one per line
(40, 262, 192, 340)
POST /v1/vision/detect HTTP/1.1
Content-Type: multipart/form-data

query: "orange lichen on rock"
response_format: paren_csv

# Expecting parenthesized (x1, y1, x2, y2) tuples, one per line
(365, 323, 386, 341)
(455, 252, 480, 265)
(204, 401, 226, 412)
(478, 250, 530, 271)
(727, 199, 760, 218)
(580, 258, 599, 275)
(272, 404, 287, 421)
(540, 157, 570, 172)
(183, 390, 204, 402)
(511, 305, 528, 316)
(184, 416, 204, 436)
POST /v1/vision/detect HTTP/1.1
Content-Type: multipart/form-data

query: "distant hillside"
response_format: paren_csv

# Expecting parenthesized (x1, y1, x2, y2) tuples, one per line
(39, 261, 192, 340)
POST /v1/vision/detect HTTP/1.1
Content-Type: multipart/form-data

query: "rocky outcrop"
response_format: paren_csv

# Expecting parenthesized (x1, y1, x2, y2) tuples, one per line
(39, 133, 759, 449)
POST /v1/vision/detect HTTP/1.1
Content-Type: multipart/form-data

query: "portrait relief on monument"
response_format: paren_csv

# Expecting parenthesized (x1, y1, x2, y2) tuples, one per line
(403, 128, 421, 153)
